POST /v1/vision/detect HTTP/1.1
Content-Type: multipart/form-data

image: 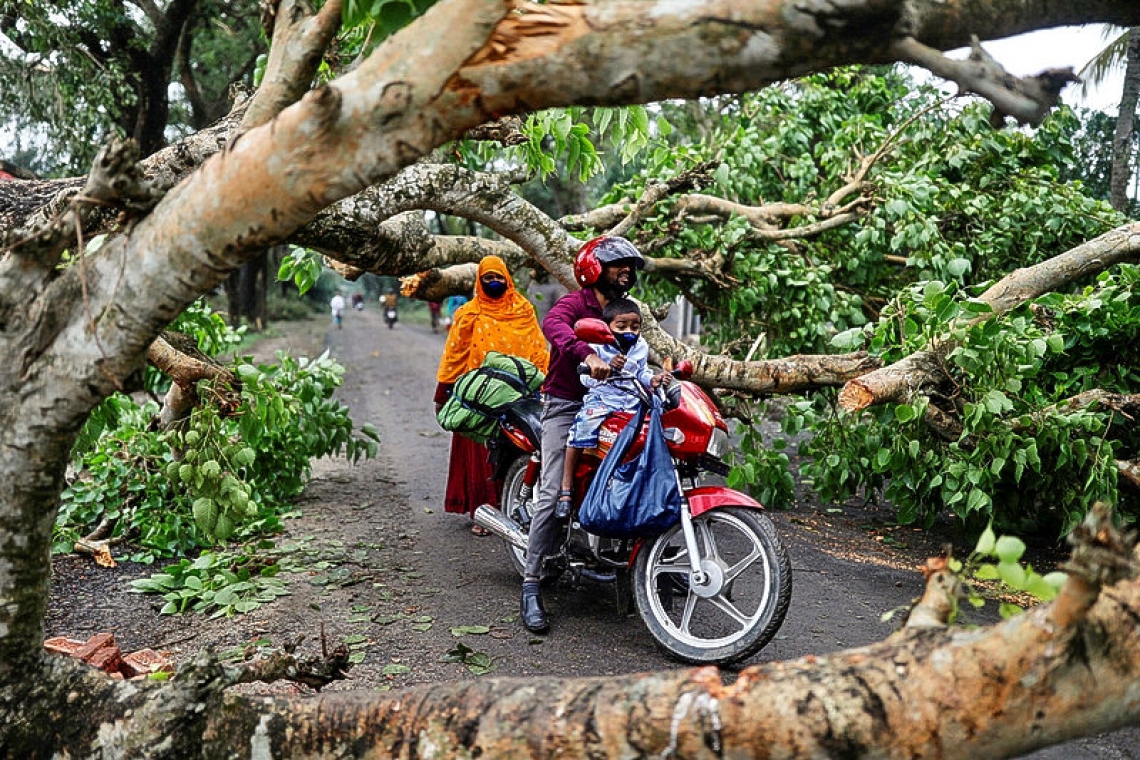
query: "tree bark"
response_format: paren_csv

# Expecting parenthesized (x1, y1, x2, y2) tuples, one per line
(6, 1, 1140, 757)
(6, 510, 1140, 759)
(840, 222, 1140, 410)
(1110, 28, 1140, 212)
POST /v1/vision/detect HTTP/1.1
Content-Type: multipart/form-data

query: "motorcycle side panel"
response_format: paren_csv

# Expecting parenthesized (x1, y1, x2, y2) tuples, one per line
(686, 485, 763, 517)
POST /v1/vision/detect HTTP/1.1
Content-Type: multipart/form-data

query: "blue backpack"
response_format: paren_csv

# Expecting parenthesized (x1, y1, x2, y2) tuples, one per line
(577, 395, 682, 538)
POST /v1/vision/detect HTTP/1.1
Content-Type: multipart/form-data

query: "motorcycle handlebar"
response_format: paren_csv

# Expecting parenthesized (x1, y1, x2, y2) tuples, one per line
(575, 365, 684, 410)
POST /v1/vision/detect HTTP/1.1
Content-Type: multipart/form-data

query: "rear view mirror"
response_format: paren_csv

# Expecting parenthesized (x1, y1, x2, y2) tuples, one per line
(672, 360, 694, 379)
(573, 318, 616, 346)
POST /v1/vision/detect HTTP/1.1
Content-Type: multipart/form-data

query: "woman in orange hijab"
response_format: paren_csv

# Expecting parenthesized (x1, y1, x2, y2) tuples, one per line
(434, 256, 549, 534)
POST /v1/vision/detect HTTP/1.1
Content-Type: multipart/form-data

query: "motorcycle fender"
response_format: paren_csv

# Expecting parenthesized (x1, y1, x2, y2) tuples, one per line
(686, 485, 764, 517)
(626, 487, 765, 567)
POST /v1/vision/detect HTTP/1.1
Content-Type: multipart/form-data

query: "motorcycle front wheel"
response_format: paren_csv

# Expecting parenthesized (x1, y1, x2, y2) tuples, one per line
(633, 507, 791, 666)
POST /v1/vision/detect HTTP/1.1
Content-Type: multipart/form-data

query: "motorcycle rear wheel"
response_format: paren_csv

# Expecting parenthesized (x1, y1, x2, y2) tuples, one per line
(501, 458, 532, 577)
(633, 506, 791, 666)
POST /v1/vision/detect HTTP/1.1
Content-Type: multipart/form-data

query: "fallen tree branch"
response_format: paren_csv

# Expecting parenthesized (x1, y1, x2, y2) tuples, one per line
(891, 35, 1079, 127)
(223, 645, 354, 691)
(639, 303, 881, 395)
(840, 222, 1140, 411)
(606, 162, 715, 239)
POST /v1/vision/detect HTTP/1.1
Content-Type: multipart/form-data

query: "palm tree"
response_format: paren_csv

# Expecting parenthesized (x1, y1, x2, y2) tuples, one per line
(1079, 26, 1140, 213)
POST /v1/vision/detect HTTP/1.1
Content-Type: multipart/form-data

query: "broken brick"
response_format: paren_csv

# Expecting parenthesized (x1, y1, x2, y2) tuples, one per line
(85, 646, 122, 674)
(73, 632, 117, 662)
(43, 637, 85, 656)
(120, 648, 174, 679)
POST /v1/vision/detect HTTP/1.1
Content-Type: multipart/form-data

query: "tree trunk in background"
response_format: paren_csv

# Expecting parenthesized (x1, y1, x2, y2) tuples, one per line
(1110, 28, 1140, 212)
(224, 250, 269, 330)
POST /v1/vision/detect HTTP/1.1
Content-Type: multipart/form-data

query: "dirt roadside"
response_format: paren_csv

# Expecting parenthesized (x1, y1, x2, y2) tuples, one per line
(45, 306, 1138, 757)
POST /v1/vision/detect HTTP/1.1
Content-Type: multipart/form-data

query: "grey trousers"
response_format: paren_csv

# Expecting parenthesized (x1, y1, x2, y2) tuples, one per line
(523, 396, 580, 581)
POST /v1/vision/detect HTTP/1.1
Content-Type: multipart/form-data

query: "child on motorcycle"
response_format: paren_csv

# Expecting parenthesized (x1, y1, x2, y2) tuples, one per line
(557, 298, 670, 518)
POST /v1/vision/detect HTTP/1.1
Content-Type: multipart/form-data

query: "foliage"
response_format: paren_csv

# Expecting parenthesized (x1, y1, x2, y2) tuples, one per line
(0, 0, 264, 175)
(952, 525, 1068, 619)
(277, 245, 325, 295)
(801, 266, 1140, 535)
(341, 0, 437, 59)
(457, 106, 659, 183)
(56, 352, 379, 562)
(129, 543, 291, 617)
(589, 67, 1127, 532)
(881, 525, 1068, 625)
(625, 69, 1119, 359)
(1059, 108, 1140, 217)
(727, 421, 797, 509)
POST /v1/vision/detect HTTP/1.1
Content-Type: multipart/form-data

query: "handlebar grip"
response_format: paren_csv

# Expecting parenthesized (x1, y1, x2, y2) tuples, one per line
(577, 362, 590, 375)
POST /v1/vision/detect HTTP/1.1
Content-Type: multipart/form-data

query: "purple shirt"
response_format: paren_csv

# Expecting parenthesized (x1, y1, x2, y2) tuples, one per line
(541, 288, 603, 402)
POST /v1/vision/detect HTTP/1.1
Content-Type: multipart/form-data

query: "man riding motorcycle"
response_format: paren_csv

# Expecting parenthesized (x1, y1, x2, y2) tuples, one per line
(520, 235, 644, 634)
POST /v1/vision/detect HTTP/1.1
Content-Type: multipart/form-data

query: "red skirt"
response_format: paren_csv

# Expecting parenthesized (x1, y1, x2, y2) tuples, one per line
(443, 433, 501, 517)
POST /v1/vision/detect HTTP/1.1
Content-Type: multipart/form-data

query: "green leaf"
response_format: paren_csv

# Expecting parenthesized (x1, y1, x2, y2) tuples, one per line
(996, 561, 1027, 588)
(894, 404, 917, 423)
(974, 524, 996, 555)
(946, 258, 971, 277)
(994, 535, 1026, 564)
(192, 498, 218, 532)
(450, 625, 491, 636)
(974, 563, 999, 580)
(713, 163, 731, 189)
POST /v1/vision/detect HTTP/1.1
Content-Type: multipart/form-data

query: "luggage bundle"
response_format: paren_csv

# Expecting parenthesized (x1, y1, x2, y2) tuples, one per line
(437, 352, 544, 444)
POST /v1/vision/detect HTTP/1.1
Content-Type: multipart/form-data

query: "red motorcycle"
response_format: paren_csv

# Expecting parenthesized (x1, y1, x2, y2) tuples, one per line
(475, 321, 791, 665)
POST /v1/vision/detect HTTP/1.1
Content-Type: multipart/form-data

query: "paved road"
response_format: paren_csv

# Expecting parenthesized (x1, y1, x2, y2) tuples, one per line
(313, 305, 1139, 758)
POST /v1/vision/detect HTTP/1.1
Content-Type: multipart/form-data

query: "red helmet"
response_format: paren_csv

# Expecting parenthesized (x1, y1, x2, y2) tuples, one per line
(573, 236, 644, 287)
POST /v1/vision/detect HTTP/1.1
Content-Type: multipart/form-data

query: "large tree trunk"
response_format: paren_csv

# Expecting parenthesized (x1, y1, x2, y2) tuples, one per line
(1110, 28, 1140, 212)
(4, 509, 1140, 759)
(224, 250, 269, 330)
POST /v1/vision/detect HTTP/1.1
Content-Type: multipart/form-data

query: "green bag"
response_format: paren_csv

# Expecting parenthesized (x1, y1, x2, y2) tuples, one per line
(437, 352, 544, 443)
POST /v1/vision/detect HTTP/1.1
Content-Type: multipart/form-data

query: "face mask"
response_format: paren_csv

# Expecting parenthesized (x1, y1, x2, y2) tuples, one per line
(482, 279, 508, 299)
(613, 331, 639, 352)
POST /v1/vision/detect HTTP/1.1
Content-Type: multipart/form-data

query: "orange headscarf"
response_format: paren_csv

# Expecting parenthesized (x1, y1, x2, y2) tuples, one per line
(436, 256, 550, 383)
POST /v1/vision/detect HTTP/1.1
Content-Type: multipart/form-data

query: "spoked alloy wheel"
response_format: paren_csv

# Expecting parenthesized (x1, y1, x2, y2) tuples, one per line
(633, 507, 791, 665)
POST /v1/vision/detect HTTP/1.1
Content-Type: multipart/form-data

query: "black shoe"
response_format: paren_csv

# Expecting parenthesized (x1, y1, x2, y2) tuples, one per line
(520, 584, 549, 634)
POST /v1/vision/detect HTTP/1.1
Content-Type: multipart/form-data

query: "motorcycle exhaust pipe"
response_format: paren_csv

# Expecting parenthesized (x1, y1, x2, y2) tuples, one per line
(474, 505, 529, 552)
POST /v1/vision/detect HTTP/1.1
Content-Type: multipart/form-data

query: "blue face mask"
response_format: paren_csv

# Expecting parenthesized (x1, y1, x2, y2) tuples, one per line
(482, 280, 508, 299)
(613, 331, 639, 352)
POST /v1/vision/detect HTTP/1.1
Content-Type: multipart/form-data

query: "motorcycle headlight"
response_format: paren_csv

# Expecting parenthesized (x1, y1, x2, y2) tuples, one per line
(705, 428, 729, 459)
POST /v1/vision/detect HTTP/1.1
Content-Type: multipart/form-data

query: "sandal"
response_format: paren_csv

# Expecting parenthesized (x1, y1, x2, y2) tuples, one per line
(471, 523, 492, 537)
(554, 489, 574, 520)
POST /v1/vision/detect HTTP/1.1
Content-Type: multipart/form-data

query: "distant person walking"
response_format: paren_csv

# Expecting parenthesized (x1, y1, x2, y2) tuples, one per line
(428, 301, 442, 333)
(329, 290, 346, 329)
(443, 294, 468, 331)
(434, 256, 549, 535)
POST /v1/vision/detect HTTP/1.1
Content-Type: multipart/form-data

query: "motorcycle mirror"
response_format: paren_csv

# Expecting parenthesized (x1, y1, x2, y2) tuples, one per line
(574, 318, 616, 346)
(672, 360, 694, 379)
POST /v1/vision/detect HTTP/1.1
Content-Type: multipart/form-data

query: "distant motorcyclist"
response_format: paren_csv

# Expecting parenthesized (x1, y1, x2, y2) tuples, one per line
(520, 235, 644, 634)
(382, 289, 399, 328)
